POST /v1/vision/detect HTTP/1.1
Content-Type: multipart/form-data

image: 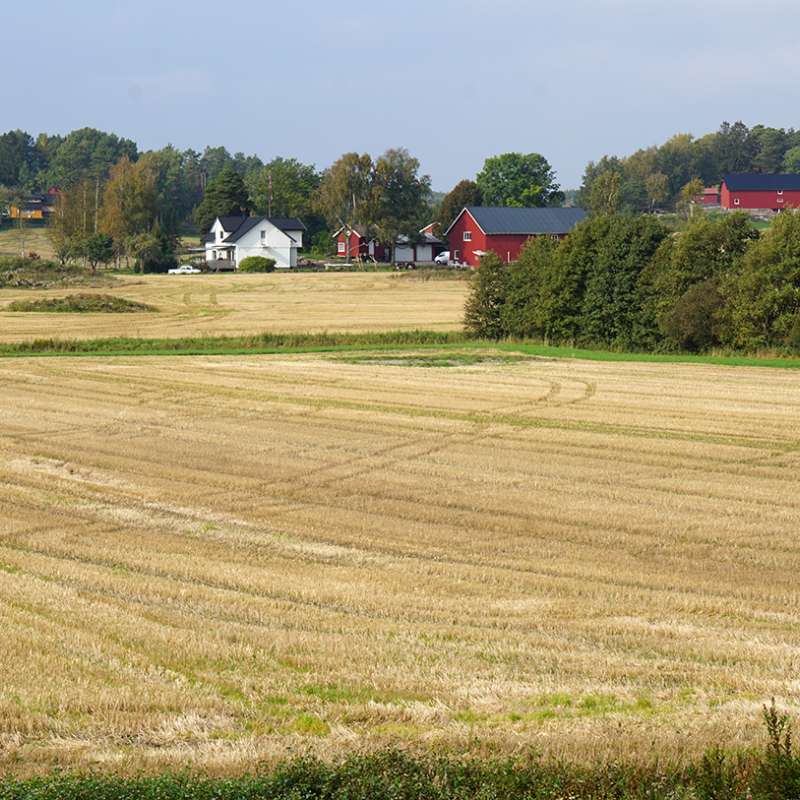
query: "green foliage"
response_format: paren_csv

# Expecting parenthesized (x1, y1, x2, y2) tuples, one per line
(659, 279, 724, 352)
(192, 165, 250, 233)
(463, 252, 509, 338)
(719, 210, 800, 350)
(7, 294, 156, 313)
(46, 127, 138, 187)
(78, 233, 114, 271)
(476, 152, 563, 207)
(784, 145, 800, 173)
(238, 255, 276, 273)
(3, 716, 800, 800)
(436, 179, 482, 234)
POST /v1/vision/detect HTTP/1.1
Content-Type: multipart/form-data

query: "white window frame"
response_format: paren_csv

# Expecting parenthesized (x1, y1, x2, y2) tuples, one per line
(734, 198, 740, 206)
(777, 190, 784, 196)
(337, 240, 346, 254)
(463, 231, 472, 242)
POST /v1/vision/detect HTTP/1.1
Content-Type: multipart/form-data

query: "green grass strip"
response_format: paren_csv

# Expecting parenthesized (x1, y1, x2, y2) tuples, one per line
(0, 330, 798, 368)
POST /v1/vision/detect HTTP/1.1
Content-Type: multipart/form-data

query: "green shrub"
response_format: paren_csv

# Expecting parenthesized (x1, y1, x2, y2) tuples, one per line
(6, 294, 156, 313)
(239, 256, 276, 273)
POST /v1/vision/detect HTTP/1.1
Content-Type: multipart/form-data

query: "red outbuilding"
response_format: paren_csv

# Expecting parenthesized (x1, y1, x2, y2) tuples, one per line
(444, 206, 587, 268)
(720, 174, 800, 211)
(332, 226, 387, 261)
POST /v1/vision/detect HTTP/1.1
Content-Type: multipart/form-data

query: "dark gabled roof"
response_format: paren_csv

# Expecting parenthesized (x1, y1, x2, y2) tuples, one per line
(222, 216, 261, 243)
(203, 232, 216, 244)
(269, 217, 306, 232)
(217, 214, 249, 232)
(447, 206, 587, 236)
(723, 173, 800, 191)
(222, 216, 307, 244)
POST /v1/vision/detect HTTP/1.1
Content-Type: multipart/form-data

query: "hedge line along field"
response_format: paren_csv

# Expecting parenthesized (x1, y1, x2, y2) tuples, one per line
(0, 272, 468, 342)
(0, 350, 799, 775)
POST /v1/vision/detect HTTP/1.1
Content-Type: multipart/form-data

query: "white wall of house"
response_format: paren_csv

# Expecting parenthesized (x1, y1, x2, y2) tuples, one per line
(233, 221, 299, 268)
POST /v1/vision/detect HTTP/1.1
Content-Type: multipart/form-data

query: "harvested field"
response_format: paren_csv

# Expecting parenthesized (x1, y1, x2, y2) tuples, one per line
(1, 351, 799, 775)
(0, 272, 468, 342)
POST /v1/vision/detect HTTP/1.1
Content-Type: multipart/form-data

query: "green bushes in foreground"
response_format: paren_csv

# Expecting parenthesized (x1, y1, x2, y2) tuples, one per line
(6, 294, 156, 313)
(239, 256, 276, 272)
(1, 705, 799, 799)
(465, 211, 800, 354)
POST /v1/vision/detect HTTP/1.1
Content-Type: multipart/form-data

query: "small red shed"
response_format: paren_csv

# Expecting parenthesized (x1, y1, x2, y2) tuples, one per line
(444, 206, 587, 268)
(332, 226, 387, 261)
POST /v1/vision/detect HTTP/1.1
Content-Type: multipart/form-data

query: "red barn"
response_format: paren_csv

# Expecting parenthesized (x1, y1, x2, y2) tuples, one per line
(720, 174, 800, 211)
(444, 206, 587, 268)
(332, 226, 387, 261)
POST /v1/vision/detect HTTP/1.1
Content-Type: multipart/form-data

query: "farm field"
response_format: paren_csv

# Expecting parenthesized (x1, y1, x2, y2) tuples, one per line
(1, 350, 799, 774)
(0, 272, 468, 342)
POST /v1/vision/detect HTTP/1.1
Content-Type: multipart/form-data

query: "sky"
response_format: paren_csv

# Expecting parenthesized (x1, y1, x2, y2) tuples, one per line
(2, 0, 799, 190)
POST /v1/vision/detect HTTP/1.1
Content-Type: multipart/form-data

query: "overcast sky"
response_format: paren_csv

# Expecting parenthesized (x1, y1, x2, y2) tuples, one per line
(3, 0, 798, 190)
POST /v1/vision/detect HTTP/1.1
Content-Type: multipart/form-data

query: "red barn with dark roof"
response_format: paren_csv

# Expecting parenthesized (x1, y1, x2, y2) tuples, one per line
(720, 174, 800, 211)
(444, 206, 587, 267)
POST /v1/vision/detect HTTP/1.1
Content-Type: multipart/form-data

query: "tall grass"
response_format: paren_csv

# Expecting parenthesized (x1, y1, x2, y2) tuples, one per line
(1, 710, 799, 799)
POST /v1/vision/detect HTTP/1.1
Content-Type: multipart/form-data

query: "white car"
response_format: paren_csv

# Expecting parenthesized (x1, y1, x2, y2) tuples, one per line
(168, 264, 202, 275)
(433, 250, 450, 265)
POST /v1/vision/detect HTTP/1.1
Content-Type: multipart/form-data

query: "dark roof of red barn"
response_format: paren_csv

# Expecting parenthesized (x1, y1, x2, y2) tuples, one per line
(723, 174, 800, 191)
(449, 206, 587, 236)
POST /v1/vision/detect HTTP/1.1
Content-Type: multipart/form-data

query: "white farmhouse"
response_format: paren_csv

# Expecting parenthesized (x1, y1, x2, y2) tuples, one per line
(204, 215, 306, 270)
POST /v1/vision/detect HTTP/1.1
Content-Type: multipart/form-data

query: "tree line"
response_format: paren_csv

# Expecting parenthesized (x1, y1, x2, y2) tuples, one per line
(579, 121, 800, 215)
(465, 211, 800, 354)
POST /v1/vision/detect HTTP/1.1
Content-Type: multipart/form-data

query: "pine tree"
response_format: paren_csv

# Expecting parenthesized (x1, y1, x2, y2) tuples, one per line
(193, 165, 250, 233)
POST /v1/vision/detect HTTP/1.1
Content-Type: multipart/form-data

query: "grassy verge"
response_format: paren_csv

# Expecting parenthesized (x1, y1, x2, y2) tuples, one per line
(1, 722, 799, 799)
(6, 294, 157, 313)
(0, 330, 799, 368)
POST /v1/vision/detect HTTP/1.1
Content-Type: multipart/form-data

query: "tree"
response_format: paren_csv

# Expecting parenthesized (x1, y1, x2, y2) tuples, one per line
(501, 235, 559, 339)
(99, 156, 158, 264)
(370, 148, 431, 259)
(435, 180, 482, 235)
(0, 130, 41, 188)
(720, 211, 800, 350)
(784, 146, 800, 173)
(80, 233, 114, 272)
(752, 126, 789, 173)
(246, 157, 320, 219)
(644, 172, 669, 211)
(660, 279, 724, 352)
(676, 178, 704, 219)
(476, 152, 563, 207)
(588, 171, 621, 215)
(314, 152, 375, 262)
(464, 253, 509, 338)
(47, 127, 138, 187)
(193, 165, 250, 233)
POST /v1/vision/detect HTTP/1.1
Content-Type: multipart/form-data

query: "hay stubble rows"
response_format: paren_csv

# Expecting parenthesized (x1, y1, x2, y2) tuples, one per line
(1, 351, 799, 774)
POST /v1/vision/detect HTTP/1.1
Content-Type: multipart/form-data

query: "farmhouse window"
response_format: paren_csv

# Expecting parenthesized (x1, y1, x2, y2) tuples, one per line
(734, 198, 740, 206)
(337, 241, 346, 253)
(778, 190, 784, 195)
(463, 231, 472, 241)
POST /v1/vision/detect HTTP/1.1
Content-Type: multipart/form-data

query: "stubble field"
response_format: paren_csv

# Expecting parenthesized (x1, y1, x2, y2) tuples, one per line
(1, 349, 799, 775)
(0, 272, 468, 342)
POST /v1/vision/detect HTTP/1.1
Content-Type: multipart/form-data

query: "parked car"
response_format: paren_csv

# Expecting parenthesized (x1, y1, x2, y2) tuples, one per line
(434, 251, 450, 265)
(168, 264, 202, 275)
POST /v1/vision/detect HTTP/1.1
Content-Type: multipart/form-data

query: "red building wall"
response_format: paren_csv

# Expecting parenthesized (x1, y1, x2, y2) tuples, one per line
(720, 183, 800, 210)
(446, 211, 488, 267)
(335, 232, 387, 260)
(446, 210, 563, 267)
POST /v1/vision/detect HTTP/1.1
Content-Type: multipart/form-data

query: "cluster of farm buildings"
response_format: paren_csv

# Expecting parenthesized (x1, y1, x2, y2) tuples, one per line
(201, 172, 800, 270)
(6, 174, 800, 270)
